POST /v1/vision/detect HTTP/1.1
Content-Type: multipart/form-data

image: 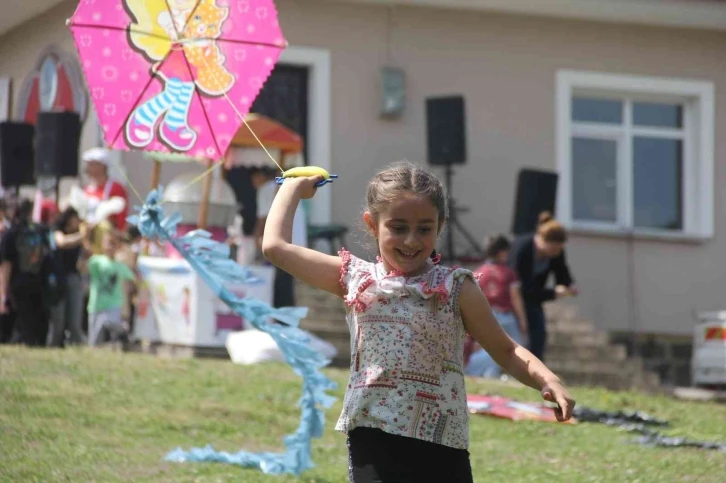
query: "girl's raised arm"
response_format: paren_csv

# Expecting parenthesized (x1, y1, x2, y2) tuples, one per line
(262, 176, 345, 298)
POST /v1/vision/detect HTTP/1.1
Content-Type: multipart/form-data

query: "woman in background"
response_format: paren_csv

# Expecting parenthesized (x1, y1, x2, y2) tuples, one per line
(509, 212, 578, 361)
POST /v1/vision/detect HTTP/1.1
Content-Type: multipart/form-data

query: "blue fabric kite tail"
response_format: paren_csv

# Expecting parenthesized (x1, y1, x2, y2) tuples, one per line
(132, 186, 337, 476)
(268, 307, 310, 327)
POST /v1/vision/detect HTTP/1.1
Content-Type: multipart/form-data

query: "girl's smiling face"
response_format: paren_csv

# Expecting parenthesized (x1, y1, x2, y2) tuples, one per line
(365, 193, 441, 276)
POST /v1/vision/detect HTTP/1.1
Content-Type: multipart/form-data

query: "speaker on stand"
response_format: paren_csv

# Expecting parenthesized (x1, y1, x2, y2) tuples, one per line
(34, 111, 82, 204)
(511, 168, 559, 236)
(426, 95, 484, 262)
(35, 111, 81, 178)
(0, 122, 36, 192)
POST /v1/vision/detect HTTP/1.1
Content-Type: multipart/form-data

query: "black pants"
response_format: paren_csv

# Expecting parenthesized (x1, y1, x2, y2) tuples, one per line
(128, 303, 136, 335)
(11, 286, 48, 347)
(348, 427, 473, 483)
(273, 267, 295, 308)
(0, 308, 16, 343)
(526, 304, 547, 361)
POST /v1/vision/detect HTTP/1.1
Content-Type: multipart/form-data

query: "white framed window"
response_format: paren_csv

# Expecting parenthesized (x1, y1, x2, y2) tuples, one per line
(556, 70, 714, 239)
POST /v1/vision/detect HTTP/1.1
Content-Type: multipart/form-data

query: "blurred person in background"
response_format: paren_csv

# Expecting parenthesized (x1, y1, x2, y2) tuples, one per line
(0, 200, 51, 346)
(82, 148, 128, 231)
(251, 166, 307, 309)
(83, 231, 137, 347)
(465, 234, 528, 378)
(82, 148, 128, 256)
(0, 199, 10, 231)
(47, 207, 88, 347)
(116, 225, 143, 336)
(509, 212, 578, 361)
(0, 199, 15, 343)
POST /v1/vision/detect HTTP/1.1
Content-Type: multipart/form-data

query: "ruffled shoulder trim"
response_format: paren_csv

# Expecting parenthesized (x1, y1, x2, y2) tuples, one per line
(473, 271, 483, 285)
(413, 265, 476, 306)
(338, 248, 352, 292)
(338, 248, 376, 312)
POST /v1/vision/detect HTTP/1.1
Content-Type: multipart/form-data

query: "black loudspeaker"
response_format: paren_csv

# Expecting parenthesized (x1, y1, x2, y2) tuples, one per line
(34, 111, 81, 178)
(511, 169, 559, 235)
(426, 96, 466, 166)
(0, 122, 35, 188)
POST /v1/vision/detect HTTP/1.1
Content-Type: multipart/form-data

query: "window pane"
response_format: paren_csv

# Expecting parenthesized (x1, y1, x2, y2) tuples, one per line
(572, 137, 618, 223)
(572, 97, 623, 124)
(633, 137, 683, 230)
(633, 102, 683, 128)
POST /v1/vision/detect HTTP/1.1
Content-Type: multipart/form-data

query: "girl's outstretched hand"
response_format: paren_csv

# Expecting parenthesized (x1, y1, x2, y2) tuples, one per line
(541, 380, 575, 422)
(283, 175, 325, 199)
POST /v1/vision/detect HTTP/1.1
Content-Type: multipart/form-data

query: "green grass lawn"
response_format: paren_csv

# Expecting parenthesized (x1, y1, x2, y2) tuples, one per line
(1, 346, 725, 482)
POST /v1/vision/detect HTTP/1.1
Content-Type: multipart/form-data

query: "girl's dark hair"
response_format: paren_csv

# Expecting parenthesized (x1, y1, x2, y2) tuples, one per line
(55, 207, 80, 232)
(536, 211, 567, 243)
(485, 234, 511, 259)
(14, 199, 33, 225)
(126, 225, 141, 241)
(365, 161, 448, 227)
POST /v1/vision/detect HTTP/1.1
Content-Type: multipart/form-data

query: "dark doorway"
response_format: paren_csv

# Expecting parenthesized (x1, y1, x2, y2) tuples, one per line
(225, 65, 310, 235)
(252, 65, 309, 162)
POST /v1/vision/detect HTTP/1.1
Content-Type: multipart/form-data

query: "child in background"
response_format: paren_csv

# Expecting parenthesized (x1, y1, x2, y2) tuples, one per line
(85, 231, 137, 347)
(465, 235, 528, 378)
(116, 226, 143, 336)
(262, 161, 574, 482)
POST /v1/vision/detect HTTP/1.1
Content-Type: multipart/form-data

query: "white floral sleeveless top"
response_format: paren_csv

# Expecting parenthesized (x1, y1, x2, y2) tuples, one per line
(335, 249, 475, 450)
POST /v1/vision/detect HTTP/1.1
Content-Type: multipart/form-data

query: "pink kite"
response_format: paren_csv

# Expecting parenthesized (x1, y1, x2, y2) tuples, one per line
(68, 0, 287, 160)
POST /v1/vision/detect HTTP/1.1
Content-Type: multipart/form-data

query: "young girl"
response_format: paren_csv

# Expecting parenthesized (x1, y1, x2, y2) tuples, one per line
(464, 234, 528, 378)
(262, 161, 574, 482)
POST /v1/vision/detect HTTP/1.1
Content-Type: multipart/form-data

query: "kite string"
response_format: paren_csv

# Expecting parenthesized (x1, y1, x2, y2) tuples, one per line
(100, 147, 219, 208)
(241, 116, 284, 174)
(150, 50, 285, 203)
(107, 153, 145, 203)
(191, 44, 285, 173)
(158, 160, 224, 206)
(195, 51, 285, 174)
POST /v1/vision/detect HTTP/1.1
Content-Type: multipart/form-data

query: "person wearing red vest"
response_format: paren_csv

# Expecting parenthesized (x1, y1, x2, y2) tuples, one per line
(82, 148, 128, 231)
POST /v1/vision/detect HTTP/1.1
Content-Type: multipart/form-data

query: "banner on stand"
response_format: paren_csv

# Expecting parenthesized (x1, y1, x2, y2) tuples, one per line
(135, 257, 274, 347)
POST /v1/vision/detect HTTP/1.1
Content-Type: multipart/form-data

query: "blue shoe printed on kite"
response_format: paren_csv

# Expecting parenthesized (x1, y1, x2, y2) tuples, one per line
(276, 166, 338, 187)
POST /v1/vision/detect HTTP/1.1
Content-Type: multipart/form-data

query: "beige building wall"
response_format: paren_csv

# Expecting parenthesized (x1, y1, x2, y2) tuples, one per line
(276, 1, 726, 337)
(0, 0, 723, 335)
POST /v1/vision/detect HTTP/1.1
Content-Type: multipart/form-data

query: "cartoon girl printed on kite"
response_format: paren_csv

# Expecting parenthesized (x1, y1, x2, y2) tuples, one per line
(123, 0, 235, 151)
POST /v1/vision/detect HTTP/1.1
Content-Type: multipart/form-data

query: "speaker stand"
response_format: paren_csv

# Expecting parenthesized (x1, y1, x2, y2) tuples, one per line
(442, 165, 485, 263)
(54, 177, 60, 208)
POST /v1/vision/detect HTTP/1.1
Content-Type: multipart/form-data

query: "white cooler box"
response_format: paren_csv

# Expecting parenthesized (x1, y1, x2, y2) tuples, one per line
(692, 311, 726, 386)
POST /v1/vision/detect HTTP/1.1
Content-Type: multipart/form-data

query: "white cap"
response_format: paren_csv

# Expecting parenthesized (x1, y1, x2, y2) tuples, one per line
(82, 147, 111, 166)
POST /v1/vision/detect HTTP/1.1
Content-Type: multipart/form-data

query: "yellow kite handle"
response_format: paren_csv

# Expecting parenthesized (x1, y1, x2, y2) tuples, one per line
(282, 166, 331, 179)
(276, 166, 338, 187)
